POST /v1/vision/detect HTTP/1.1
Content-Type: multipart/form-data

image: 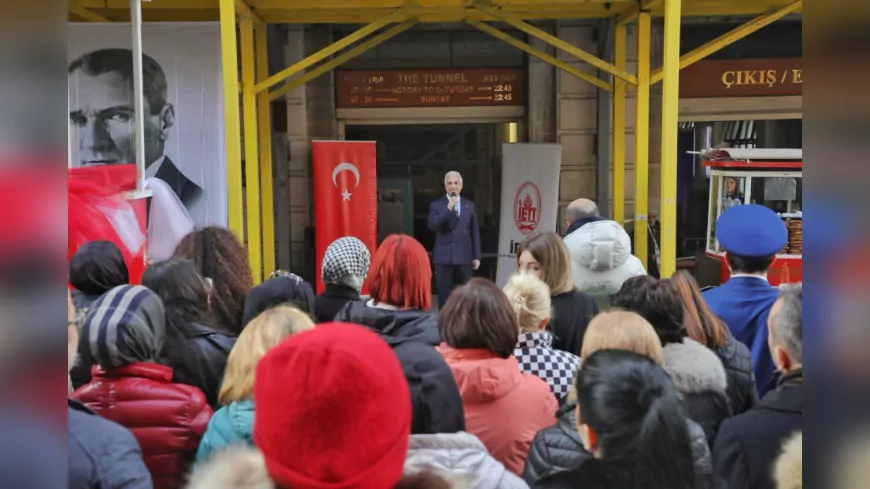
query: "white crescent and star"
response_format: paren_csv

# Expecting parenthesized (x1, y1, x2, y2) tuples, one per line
(332, 162, 360, 201)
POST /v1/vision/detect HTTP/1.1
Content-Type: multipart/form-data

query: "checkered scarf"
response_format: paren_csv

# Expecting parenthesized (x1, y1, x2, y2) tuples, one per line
(514, 331, 581, 401)
(321, 237, 371, 292)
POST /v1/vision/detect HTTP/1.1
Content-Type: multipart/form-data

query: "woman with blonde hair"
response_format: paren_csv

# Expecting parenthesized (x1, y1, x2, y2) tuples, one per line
(505, 273, 580, 402)
(523, 310, 716, 489)
(516, 231, 597, 355)
(196, 306, 315, 463)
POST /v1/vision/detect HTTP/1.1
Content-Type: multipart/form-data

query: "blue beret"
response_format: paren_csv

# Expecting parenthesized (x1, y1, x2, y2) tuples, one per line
(715, 204, 788, 257)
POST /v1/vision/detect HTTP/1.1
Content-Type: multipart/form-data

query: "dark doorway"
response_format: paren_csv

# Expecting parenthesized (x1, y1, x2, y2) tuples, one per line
(345, 123, 504, 280)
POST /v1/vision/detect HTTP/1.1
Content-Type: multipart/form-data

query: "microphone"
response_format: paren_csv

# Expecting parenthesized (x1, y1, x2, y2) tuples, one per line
(450, 192, 458, 215)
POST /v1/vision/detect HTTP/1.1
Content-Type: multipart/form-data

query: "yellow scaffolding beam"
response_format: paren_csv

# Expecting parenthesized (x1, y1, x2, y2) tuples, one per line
(612, 22, 627, 227)
(659, 0, 682, 278)
(219, 0, 244, 240)
(234, 0, 265, 29)
(476, 5, 638, 86)
(468, 19, 612, 92)
(70, 5, 112, 22)
(650, 0, 802, 84)
(256, 24, 276, 278)
(268, 18, 419, 102)
(634, 11, 651, 272)
(241, 19, 263, 284)
(615, 0, 662, 25)
(253, 9, 408, 94)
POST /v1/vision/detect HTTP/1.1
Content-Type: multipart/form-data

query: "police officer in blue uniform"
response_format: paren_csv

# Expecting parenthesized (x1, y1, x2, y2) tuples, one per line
(703, 204, 788, 398)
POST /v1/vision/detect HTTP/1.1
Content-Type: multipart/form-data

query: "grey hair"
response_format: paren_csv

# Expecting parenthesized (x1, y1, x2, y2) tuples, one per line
(444, 171, 463, 185)
(771, 282, 802, 363)
(564, 199, 600, 224)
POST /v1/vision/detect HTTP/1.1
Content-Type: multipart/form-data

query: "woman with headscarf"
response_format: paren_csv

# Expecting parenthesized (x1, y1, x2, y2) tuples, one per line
(71, 285, 212, 489)
(315, 237, 371, 323)
(68, 240, 131, 389)
(242, 272, 316, 326)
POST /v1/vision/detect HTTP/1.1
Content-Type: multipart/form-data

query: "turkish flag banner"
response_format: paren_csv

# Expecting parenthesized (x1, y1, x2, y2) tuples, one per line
(312, 141, 378, 294)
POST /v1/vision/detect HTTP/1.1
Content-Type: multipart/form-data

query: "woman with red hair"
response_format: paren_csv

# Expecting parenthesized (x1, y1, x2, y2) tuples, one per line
(335, 234, 465, 435)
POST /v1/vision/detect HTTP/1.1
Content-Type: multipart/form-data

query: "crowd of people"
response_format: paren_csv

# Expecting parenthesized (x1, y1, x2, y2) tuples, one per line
(67, 197, 802, 489)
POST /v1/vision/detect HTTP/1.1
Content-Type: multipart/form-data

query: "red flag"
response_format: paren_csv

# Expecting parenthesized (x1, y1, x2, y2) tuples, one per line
(68, 164, 148, 284)
(312, 141, 378, 294)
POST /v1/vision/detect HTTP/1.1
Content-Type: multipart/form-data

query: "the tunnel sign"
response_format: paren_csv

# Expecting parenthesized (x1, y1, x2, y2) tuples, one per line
(336, 68, 526, 108)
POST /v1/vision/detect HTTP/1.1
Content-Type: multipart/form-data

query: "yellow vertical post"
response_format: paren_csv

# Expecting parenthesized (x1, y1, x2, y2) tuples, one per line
(256, 24, 275, 277)
(659, 0, 682, 278)
(612, 23, 627, 227)
(634, 12, 651, 272)
(241, 19, 262, 283)
(219, 0, 244, 239)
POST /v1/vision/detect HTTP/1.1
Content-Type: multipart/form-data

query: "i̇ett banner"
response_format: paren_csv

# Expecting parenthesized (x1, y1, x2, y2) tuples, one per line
(495, 143, 562, 287)
(312, 141, 378, 294)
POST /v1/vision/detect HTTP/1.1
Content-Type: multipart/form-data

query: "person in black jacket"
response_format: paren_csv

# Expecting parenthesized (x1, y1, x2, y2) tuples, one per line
(333, 234, 465, 434)
(524, 310, 716, 489)
(516, 231, 598, 356)
(713, 283, 802, 489)
(68, 240, 131, 389)
(315, 236, 370, 323)
(671, 271, 758, 416)
(533, 350, 697, 489)
(243, 272, 316, 326)
(142, 259, 237, 408)
(612, 276, 732, 445)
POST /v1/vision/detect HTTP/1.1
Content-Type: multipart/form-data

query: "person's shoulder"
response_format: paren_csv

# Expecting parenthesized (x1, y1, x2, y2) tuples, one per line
(69, 400, 141, 458)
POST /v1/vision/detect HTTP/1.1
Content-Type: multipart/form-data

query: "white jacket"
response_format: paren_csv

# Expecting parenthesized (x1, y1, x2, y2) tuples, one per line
(404, 433, 529, 489)
(563, 219, 646, 306)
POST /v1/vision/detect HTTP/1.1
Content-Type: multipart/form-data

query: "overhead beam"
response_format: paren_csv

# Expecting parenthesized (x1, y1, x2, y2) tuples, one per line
(616, 0, 662, 25)
(468, 19, 611, 92)
(70, 5, 111, 22)
(476, 5, 638, 86)
(235, 0, 265, 30)
(267, 18, 418, 102)
(650, 0, 802, 84)
(253, 8, 409, 94)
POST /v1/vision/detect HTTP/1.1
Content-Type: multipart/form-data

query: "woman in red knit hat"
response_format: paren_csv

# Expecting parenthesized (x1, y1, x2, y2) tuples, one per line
(437, 278, 558, 476)
(187, 322, 457, 489)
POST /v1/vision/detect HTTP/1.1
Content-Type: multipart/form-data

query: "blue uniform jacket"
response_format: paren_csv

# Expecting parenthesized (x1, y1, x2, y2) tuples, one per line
(703, 276, 779, 397)
(427, 195, 481, 266)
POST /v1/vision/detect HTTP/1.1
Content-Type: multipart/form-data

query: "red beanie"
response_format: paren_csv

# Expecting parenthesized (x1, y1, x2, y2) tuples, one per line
(254, 322, 412, 489)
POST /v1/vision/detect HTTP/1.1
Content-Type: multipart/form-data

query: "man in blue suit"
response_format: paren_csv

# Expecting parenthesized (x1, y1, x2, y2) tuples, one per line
(703, 204, 788, 398)
(428, 171, 481, 308)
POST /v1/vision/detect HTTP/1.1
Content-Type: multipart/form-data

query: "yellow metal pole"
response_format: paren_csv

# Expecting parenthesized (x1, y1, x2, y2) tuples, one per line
(468, 20, 612, 92)
(634, 11, 651, 272)
(650, 0, 801, 85)
(477, 6, 638, 86)
(659, 0, 682, 278)
(256, 24, 276, 278)
(268, 19, 419, 102)
(241, 19, 262, 284)
(612, 22, 627, 227)
(219, 0, 244, 239)
(253, 9, 406, 94)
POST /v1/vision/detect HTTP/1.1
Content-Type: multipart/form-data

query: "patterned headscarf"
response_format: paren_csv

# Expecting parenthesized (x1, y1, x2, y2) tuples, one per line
(321, 237, 371, 292)
(80, 285, 166, 369)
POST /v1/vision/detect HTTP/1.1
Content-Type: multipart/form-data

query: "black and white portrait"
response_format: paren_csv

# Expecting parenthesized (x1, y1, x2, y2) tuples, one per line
(69, 23, 226, 226)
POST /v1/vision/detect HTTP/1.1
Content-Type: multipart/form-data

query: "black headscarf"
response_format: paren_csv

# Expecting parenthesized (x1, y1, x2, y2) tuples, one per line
(242, 274, 315, 326)
(69, 241, 129, 295)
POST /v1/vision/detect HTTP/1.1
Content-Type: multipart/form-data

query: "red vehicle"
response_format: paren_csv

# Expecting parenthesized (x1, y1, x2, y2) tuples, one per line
(701, 148, 802, 286)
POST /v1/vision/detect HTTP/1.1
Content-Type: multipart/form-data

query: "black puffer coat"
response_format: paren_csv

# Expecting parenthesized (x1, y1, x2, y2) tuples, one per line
(334, 301, 465, 435)
(713, 333, 758, 416)
(522, 402, 717, 489)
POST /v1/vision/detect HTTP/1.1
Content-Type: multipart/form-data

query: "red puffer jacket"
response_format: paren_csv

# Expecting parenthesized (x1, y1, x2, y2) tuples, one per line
(72, 362, 213, 489)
